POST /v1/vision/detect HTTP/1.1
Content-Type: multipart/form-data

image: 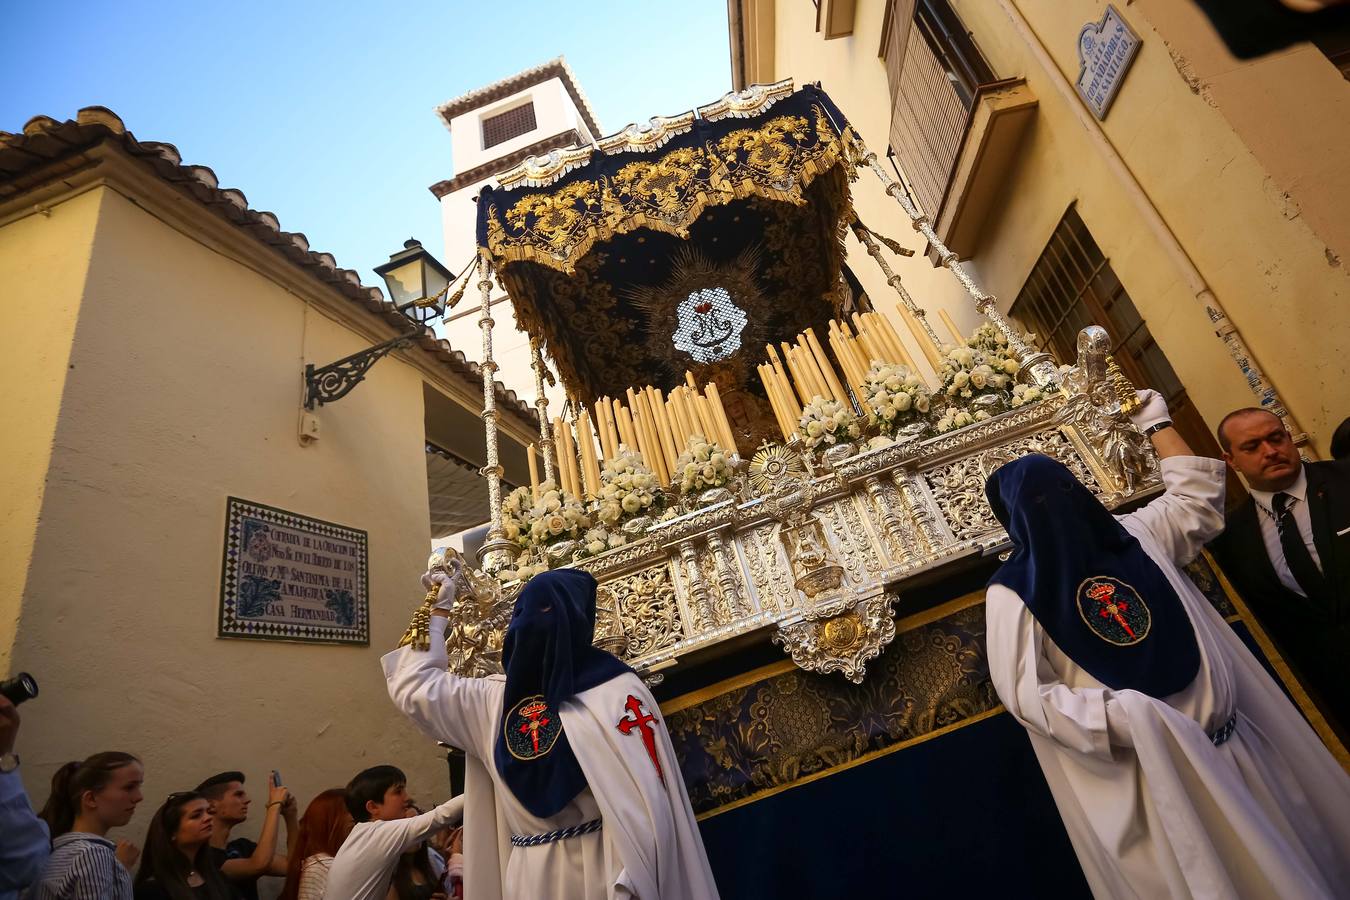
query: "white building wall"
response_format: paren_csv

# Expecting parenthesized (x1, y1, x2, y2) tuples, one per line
(436, 73, 595, 461)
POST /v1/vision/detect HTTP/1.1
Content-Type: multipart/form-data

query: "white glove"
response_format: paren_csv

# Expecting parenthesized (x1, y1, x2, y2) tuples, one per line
(1128, 388, 1170, 433)
(420, 558, 464, 612)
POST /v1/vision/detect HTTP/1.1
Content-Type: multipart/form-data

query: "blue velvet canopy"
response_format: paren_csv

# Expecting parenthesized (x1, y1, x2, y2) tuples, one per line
(475, 83, 863, 411)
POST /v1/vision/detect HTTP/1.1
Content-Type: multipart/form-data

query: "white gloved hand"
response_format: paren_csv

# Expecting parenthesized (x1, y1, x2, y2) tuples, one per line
(1128, 388, 1170, 433)
(421, 557, 464, 612)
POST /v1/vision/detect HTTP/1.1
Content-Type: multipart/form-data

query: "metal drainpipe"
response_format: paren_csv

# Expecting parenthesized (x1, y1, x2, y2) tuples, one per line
(993, 0, 1310, 451)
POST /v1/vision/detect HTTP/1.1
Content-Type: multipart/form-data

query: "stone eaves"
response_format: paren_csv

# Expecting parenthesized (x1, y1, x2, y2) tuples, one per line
(433, 56, 602, 139)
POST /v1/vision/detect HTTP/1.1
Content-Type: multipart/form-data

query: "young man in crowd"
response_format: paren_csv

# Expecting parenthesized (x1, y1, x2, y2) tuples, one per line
(325, 764, 463, 900)
(195, 770, 297, 900)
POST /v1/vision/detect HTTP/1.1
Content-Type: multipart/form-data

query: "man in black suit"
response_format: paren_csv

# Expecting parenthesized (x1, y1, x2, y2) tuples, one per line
(1209, 408, 1350, 739)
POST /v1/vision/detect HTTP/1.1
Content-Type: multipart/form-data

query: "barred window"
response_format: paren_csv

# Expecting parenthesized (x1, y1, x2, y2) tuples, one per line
(482, 102, 537, 150)
(1011, 205, 1226, 464)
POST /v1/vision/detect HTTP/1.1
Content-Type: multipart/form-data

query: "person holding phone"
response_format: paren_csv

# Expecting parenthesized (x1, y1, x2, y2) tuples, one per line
(194, 771, 297, 900)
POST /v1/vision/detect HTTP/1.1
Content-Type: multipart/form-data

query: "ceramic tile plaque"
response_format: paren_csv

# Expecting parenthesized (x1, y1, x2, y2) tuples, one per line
(219, 497, 369, 645)
(1075, 5, 1141, 120)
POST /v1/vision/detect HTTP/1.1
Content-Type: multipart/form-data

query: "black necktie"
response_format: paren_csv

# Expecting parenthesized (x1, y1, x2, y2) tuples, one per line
(1273, 492, 1328, 601)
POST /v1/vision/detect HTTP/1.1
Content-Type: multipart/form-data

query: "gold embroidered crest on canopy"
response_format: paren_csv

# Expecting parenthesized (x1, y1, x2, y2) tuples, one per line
(474, 81, 863, 407)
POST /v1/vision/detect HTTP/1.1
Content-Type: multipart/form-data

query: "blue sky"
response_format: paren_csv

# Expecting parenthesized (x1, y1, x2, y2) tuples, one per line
(2, 1, 732, 284)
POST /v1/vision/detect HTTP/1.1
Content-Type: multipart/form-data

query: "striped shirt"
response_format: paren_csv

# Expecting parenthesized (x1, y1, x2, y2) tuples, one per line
(296, 854, 333, 900)
(28, 833, 133, 900)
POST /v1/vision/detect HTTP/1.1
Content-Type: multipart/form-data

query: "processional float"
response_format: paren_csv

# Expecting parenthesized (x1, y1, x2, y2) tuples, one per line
(423, 80, 1157, 684)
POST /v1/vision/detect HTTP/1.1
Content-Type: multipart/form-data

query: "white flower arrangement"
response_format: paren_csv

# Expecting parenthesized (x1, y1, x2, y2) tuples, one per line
(933, 322, 1037, 430)
(673, 434, 735, 496)
(933, 407, 993, 434)
(862, 361, 933, 437)
(500, 478, 591, 553)
(1010, 383, 1045, 408)
(501, 556, 550, 584)
(798, 395, 863, 451)
(594, 445, 666, 528)
(577, 525, 628, 558)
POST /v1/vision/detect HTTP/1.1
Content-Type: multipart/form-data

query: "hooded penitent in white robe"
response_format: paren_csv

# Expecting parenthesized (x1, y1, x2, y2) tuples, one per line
(987, 456, 1350, 899)
(382, 616, 720, 900)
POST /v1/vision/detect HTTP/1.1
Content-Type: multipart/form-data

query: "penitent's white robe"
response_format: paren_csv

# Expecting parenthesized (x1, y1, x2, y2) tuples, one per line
(987, 456, 1350, 899)
(382, 616, 720, 900)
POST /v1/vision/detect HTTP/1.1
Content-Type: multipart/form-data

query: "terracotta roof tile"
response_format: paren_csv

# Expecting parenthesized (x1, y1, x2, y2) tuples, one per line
(0, 106, 537, 430)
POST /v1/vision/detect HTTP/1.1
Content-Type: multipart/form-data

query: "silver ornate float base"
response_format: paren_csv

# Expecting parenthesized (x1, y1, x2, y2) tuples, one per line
(439, 328, 1156, 683)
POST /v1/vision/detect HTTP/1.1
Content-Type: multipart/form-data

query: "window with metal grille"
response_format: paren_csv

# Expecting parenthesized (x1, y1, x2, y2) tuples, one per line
(1010, 205, 1227, 465)
(481, 102, 537, 150)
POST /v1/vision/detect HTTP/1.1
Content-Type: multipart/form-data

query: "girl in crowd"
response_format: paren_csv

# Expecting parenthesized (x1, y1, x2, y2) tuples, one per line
(133, 792, 232, 900)
(32, 751, 144, 900)
(385, 804, 446, 900)
(279, 788, 353, 900)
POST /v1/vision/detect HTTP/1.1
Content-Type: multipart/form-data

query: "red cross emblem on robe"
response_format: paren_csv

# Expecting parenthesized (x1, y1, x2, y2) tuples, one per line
(1076, 576, 1151, 646)
(616, 694, 665, 785)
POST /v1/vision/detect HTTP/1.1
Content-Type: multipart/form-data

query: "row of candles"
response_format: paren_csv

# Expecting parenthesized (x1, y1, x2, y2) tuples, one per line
(524, 304, 974, 497)
(758, 304, 966, 442)
(526, 374, 739, 500)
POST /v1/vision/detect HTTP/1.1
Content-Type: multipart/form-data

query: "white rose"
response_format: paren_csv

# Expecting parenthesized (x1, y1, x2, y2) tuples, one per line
(621, 494, 641, 514)
(587, 540, 606, 555)
(970, 372, 987, 389)
(806, 421, 823, 437)
(546, 514, 567, 535)
(894, 392, 912, 412)
(600, 502, 622, 525)
(953, 372, 970, 388)
(824, 417, 839, 433)
(1003, 359, 1019, 375)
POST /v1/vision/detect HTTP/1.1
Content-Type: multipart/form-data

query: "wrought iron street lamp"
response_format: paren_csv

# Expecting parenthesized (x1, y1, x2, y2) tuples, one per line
(304, 239, 457, 409)
(376, 238, 454, 325)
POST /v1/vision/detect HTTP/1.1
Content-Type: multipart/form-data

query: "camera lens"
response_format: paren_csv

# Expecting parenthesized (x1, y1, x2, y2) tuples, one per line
(0, 672, 38, 706)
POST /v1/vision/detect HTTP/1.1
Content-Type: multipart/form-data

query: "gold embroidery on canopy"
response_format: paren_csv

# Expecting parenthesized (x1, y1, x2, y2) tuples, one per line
(482, 107, 856, 275)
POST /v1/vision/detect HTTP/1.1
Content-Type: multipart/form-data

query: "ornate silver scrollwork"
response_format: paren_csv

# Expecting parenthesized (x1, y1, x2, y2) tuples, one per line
(772, 591, 898, 684)
(437, 550, 516, 678)
(1056, 325, 1158, 499)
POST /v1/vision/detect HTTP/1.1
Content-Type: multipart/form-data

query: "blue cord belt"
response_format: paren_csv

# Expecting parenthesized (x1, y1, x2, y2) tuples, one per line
(1211, 713, 1237, 747)
(511, 818, 603, 848)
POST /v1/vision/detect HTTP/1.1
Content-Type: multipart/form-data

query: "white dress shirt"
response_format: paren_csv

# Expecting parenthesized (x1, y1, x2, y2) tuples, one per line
(1249, 465, 1323, 598)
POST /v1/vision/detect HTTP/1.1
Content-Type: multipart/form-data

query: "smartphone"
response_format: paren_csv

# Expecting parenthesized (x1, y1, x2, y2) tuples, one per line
(271, 769, 283, 787)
